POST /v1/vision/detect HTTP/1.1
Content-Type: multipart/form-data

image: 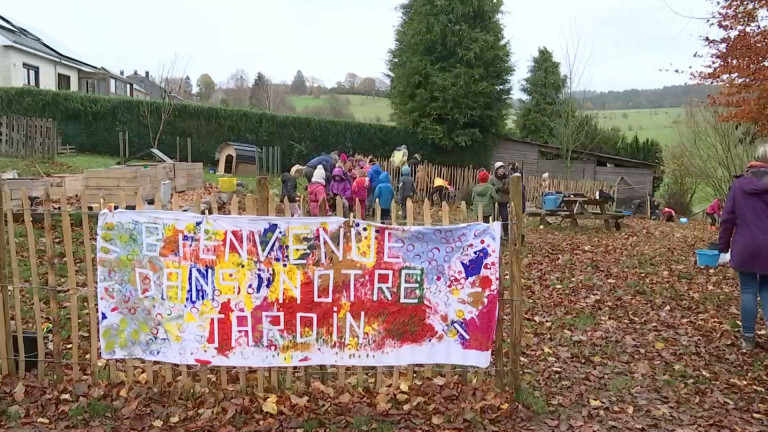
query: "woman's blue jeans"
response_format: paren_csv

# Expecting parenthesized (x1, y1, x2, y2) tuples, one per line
(739, 272, 768, 335)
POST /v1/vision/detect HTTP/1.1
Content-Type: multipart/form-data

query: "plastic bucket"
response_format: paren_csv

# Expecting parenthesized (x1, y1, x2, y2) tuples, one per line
(218, 177, 237, 193)
(696, 249, 720, 268)
(542, 194, 563, 210)
(11, 330, 39, 372)
(679, 218, 689, 224)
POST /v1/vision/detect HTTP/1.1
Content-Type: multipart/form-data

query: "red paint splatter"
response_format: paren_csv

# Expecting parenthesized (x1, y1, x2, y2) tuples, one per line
(461, 292, 498, 351)
(479, 275, 493, 290)
(207, 300, 234, 357)
(194, 358, 212, 365)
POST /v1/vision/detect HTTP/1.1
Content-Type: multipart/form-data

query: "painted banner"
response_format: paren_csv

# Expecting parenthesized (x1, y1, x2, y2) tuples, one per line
(96, 210, 501, 367)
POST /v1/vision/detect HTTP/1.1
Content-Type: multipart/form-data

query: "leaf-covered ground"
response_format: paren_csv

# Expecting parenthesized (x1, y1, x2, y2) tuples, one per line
(2, 218, 767, 431)
(517, 219, 768, 431)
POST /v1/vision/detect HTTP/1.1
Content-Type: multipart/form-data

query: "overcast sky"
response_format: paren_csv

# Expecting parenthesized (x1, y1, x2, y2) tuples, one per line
(3, 0, 713, 95)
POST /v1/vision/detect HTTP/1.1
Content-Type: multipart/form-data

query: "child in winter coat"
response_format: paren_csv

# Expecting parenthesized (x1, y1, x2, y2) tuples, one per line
(366, 163, 383, 215)
(308, 166, 329, 216)
(661, 207, 676, 223)
(706, 198, 723, 230)
(351, 169, 369, 217)
(329, 167, 352, 217)
(398, 166, 415, 218)
(374, 172, 394, 222)
(489, 162, 509, 237)
(281, 164, 304, 217)
(472, 171, 497, 223)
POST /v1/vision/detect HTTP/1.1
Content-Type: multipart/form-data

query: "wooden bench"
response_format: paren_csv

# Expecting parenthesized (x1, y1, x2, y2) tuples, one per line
(527, 197, 626, 230)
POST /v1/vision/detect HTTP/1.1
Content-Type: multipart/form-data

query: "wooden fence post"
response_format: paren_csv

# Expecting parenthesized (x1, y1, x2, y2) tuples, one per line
(60, 191, 80, 382)
(20, 189, 44, 379)
(43, 189, 64, 383)
(509, 176, 524, 391)
(0, 186, 10, 376)
(81, 192, 99, 383)
(256, 177, 270, 216)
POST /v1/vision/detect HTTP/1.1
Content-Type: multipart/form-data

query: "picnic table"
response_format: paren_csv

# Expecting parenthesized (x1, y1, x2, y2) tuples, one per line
(527, 196, 626, 230)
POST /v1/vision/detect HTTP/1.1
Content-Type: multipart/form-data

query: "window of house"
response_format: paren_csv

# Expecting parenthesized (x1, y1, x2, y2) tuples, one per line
(23, 64, 39, 87)
(127, 83, 133, 97)
(57, 73, 71, 91)
(110, 77, 116, 93)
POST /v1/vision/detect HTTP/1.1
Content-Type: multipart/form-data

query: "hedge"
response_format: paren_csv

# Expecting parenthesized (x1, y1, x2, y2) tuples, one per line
(0, 88, 492, 169)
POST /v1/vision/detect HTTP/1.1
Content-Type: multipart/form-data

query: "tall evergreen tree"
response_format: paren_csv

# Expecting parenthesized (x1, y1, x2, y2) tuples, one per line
(196, 73, 216, 102)
(387, 0, 513, 151)
(516, 47, 567, 143)
(291, 70, 307, 95)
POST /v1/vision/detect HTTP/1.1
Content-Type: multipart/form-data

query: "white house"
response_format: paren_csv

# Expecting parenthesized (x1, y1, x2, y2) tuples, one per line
(0, 14, 143, 99)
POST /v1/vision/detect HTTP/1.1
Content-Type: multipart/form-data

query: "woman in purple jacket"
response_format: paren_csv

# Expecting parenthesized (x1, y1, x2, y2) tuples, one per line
(719, 144, 768, 349)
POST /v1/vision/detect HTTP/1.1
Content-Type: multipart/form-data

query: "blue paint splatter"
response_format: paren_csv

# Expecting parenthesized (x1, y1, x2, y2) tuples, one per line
(461, 247, 489, 278)
(100, 312, 107, 322)
(255, 270, 273, 295)
(450, 319, 470, 345)
(187, 266, 213, 305)
(260, 224, 279, 256)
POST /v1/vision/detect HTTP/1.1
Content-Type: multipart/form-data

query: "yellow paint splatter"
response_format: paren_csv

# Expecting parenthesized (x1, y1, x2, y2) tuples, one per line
(451, 287, 460, 297)
(163, 322, 183, 342)
(338, 301, 350, 318)
(448, 328, 458, 338)
(347, 337, 359, 350)
(271, 262, 300, 302)
(455, 310, 465, 319)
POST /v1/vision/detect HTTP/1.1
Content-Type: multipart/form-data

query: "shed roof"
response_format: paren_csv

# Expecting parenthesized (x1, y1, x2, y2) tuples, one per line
(217, 142, 263, 164)
(499, 137, 656, 168)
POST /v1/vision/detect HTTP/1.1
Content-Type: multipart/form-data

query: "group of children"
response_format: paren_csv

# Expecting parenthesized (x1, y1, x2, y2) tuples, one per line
(654, 197, 723, 228)
(280, 151, 418, 221)
(280, 151, 525, 227)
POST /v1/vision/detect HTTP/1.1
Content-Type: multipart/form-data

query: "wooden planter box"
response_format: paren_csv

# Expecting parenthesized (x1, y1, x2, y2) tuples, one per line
(173, 162, 203, 191)
(49, 174, 83, 198)
(84, 167, 151, 205)
(0, 177, 53, 209)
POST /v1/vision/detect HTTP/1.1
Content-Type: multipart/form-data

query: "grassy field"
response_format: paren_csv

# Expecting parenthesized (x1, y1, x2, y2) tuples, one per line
(288, 95, 393, 124)
(0, 154, 117, 177)
(287, 96, 684, 147)
(591, 107, 684, 147)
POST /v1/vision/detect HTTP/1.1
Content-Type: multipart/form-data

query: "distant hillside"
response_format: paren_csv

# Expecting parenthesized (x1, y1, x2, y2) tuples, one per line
(579, 84, 718, 110)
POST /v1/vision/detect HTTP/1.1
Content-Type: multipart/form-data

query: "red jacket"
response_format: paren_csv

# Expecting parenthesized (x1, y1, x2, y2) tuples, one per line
(351, 177, 369, 201)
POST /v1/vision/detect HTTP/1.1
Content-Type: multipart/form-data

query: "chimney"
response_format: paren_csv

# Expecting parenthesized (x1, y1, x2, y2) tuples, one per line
(133, 69, 137, 75)
(145, 70, 149, 78)
(119, 69, 124, 76)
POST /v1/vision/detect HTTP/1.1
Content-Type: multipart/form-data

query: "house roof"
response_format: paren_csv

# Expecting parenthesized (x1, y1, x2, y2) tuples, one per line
(499, 137, 656, 168)
(0, 14, 97, 71)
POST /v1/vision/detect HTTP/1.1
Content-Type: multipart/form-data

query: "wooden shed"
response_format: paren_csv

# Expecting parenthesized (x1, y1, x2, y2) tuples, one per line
(493, 137, 657, 209)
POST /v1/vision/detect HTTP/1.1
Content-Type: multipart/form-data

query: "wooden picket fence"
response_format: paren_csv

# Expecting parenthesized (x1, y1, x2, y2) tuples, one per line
(375, 160, 479, 201)
(374, 158, 616, 208)
(0, 176, 525, 394)
(0, 116, 61, 159)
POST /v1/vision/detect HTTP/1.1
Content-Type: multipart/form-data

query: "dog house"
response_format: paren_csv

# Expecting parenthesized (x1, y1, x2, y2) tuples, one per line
(216, 142, 262, 176)
(216, 142, 282, 176)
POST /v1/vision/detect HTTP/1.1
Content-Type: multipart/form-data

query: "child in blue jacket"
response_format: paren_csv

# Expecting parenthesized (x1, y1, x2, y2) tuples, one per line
(373, 172, 394, 222)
